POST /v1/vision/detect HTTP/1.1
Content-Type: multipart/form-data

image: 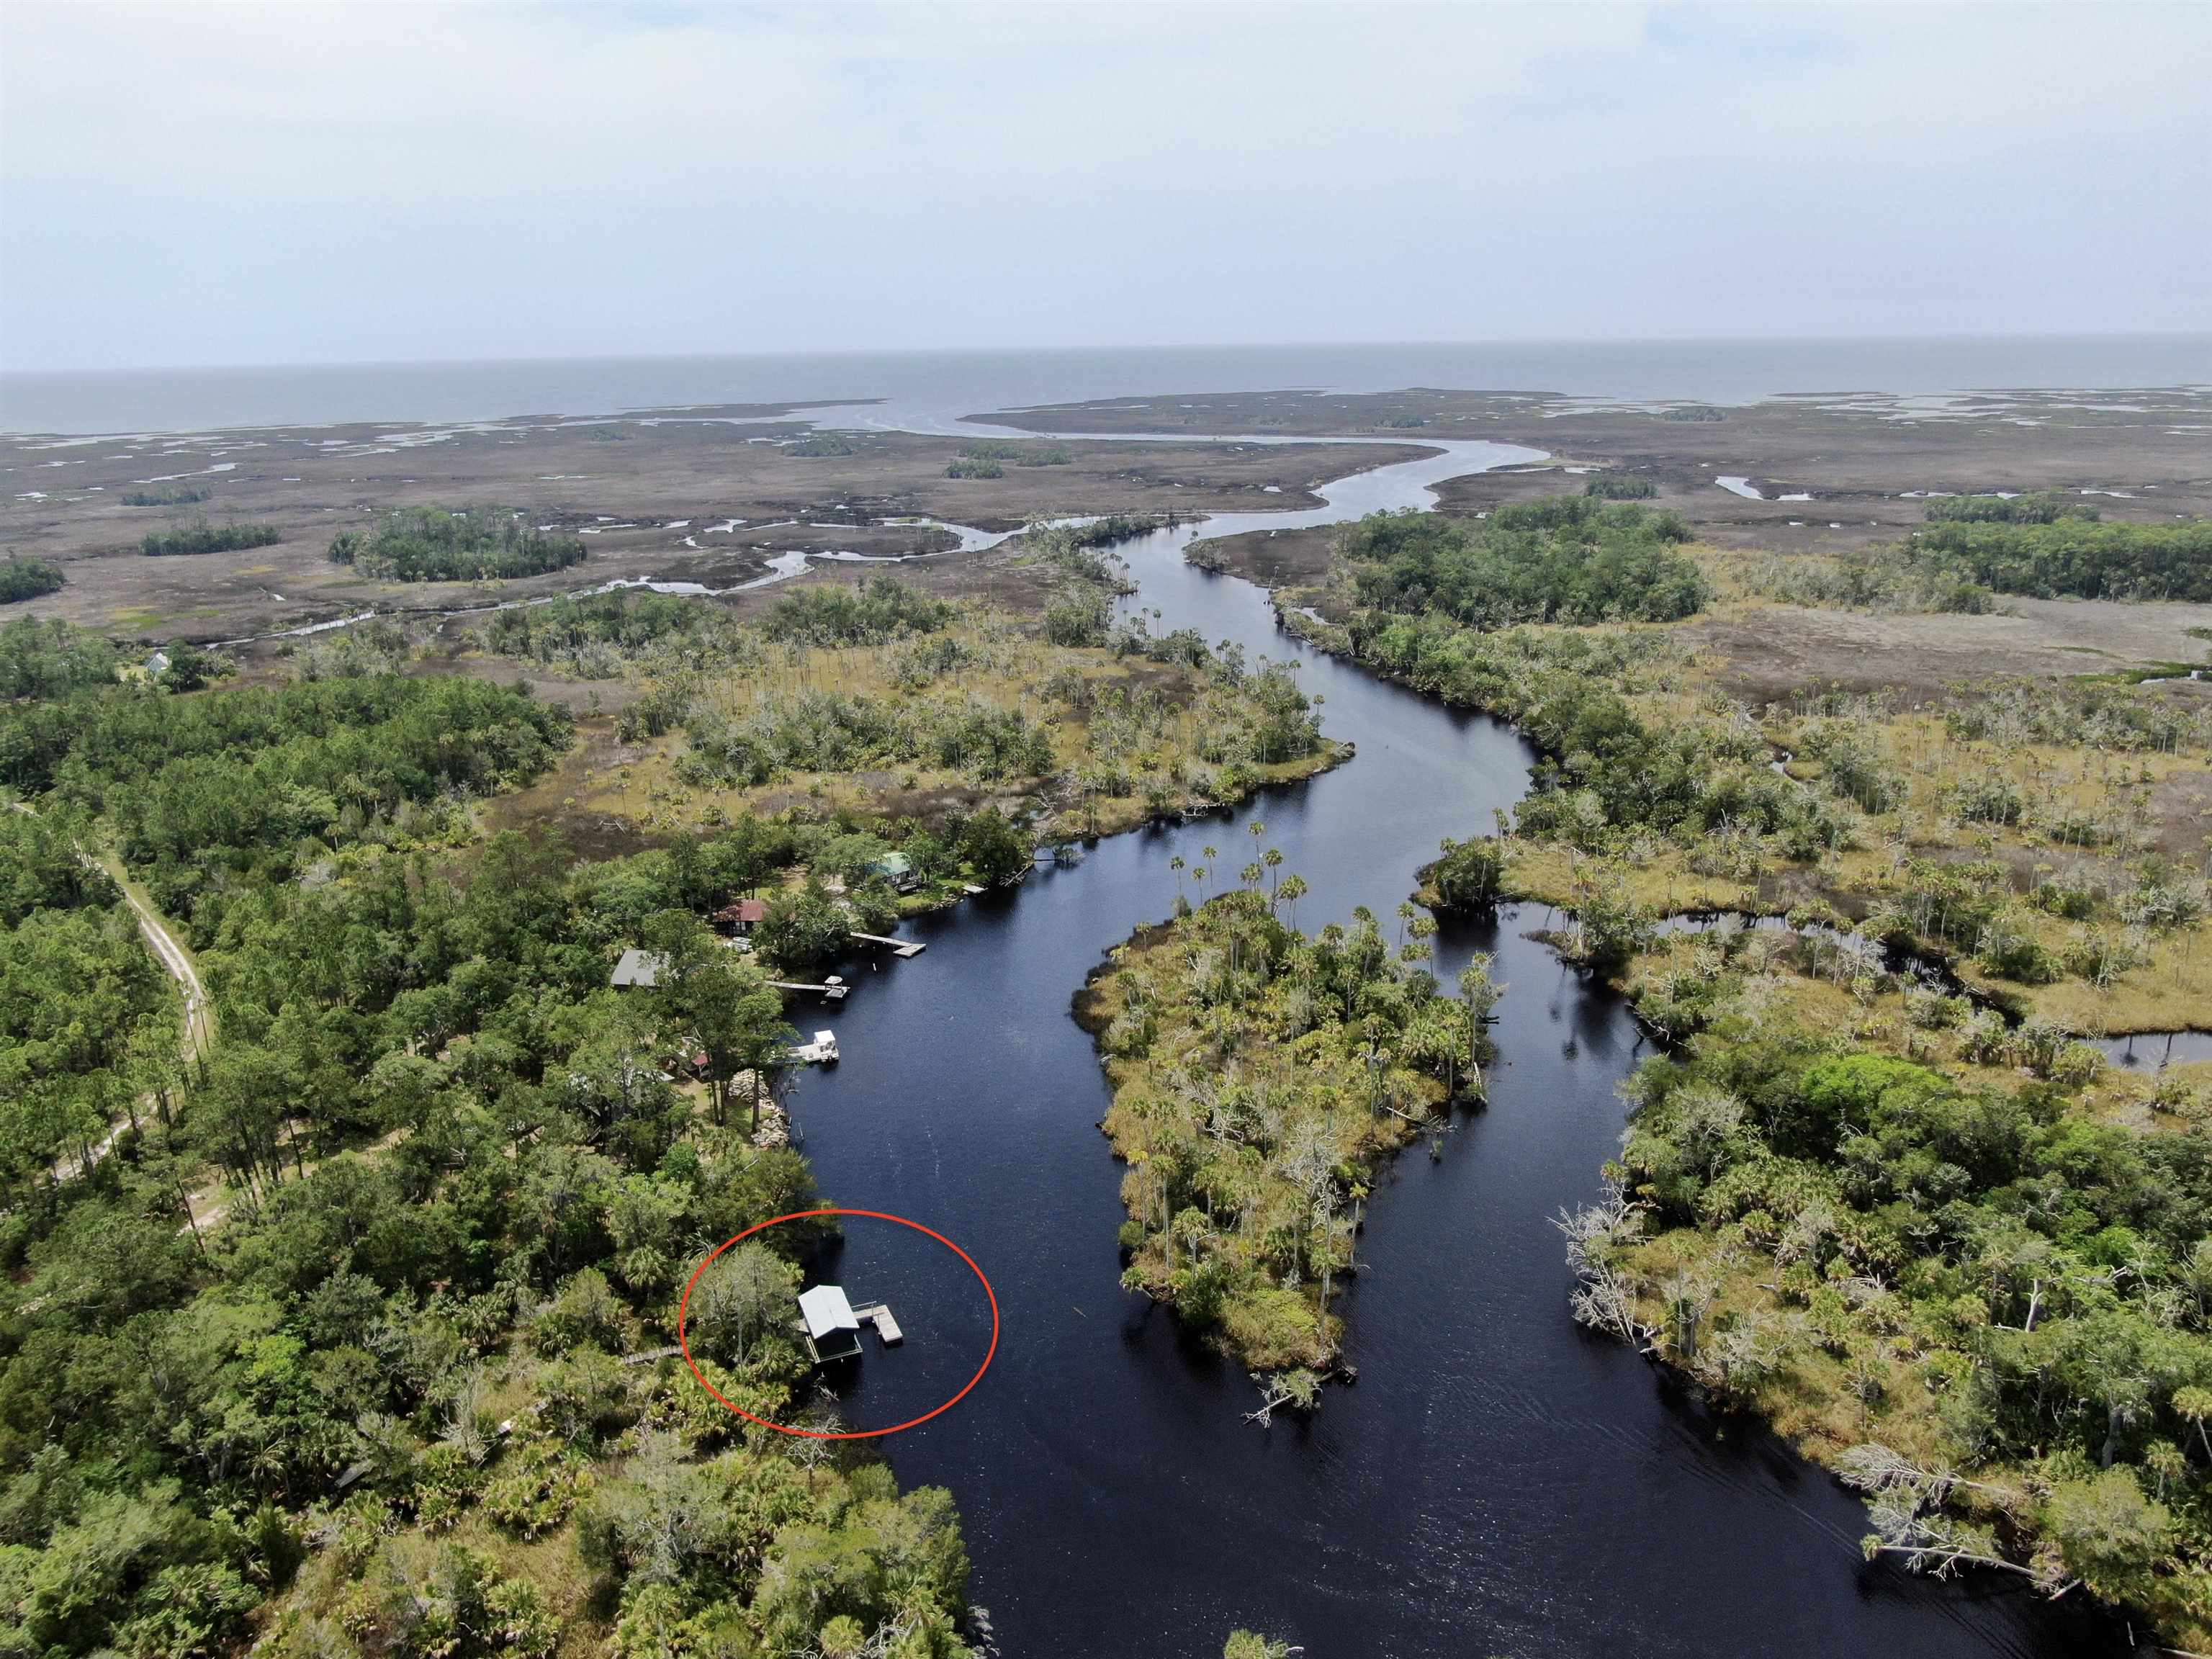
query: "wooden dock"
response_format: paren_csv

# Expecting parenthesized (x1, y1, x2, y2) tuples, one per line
(851, 932, 926, 958)
(768, 979, 849, 1000)
(851, 1302, 904, 1345)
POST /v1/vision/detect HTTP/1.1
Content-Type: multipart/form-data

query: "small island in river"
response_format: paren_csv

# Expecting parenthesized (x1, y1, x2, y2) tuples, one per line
(1078, 881, 1498, 1411)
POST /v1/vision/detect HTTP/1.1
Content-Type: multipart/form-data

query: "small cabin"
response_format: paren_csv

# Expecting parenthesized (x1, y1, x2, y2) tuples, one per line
(796, 1285, 863, 1363)
(715, 897, 768, 935)
(869, 853, 920, 894)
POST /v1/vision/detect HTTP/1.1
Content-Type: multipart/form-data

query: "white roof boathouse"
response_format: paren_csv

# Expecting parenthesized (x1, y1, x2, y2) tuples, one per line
(796, 1285, 863, 1362)
(794, 1283, 902, 1363)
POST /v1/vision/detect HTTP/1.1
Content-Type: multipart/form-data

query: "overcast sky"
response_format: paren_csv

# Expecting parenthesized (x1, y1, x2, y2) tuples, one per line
(2, 1, 2206, 372)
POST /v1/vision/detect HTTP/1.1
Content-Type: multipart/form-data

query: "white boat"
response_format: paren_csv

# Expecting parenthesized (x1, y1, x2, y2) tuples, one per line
(788, 1030, 840, 1065)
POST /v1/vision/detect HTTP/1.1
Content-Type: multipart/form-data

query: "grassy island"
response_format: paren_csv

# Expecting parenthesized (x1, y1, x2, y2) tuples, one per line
(140, 518, 284, 558)
(1078, 878, 1496, 1411)
(328, 505, 588, 583)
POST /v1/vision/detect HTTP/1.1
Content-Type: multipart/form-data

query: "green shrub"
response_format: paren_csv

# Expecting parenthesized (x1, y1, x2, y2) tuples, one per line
(1584, 475, 1658, 500)
(0, 555, 65, 602)
(140, 518, 282, 557)
(1340, 497, 1706, 629)
(329, 506, 585, 582)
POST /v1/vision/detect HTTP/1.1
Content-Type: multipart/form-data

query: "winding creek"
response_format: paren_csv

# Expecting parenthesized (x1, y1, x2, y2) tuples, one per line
(754, 444, 2123, 1657)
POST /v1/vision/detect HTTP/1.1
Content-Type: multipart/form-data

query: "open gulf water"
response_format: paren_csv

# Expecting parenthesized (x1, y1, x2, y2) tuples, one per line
(4, 335, 2208, 436)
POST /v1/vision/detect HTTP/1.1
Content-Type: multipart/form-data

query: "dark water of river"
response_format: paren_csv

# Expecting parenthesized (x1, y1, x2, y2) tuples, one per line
(773, 447, 2125, 1657)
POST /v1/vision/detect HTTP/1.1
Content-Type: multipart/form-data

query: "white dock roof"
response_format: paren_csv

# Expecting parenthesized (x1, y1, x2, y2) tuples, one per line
(610, 948, 669, 988)
(797, 1284, 860, 1341)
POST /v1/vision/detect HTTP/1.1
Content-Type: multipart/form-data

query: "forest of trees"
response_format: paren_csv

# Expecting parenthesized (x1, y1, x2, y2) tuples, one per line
(955, 440, 1069, 467)
(1921, 491, 2097, 525)
(477, 570, 1325, 842)
(1, 806, 175, 1190)
(140, 520, 284, 558)
(0, 614, 117, 701)
(1337, 495, 1709, 628)
(0, 670, 572, 925)
(680, 692, 1056, 790)
(1910, 512, 2212, 602)
(757, 574, 957, 647)
(0, 645, 979, 1655)
(1569, 1022, 2212, 1636)
(0, 556, 65, 603)
(1735, 498, 2207, 613)
(328, 507, 588, 583)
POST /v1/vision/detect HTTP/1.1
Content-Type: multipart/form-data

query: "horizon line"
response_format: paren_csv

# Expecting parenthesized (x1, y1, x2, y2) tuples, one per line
(6, 329, 2210, 382)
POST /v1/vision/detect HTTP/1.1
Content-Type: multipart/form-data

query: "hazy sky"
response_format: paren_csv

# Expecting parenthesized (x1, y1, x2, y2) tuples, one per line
(3, 1, 2207, 372)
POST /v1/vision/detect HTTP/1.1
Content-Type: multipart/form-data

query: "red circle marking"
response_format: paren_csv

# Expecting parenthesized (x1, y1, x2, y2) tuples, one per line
(678, 1207, 999, 1439)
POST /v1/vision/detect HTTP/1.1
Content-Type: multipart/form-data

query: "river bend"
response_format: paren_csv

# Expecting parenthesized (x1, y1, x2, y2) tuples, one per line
(776, 443, 2117, 1658)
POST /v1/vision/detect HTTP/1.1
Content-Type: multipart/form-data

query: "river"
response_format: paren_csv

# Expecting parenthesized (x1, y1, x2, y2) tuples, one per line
(768, 442, 2123, 1657)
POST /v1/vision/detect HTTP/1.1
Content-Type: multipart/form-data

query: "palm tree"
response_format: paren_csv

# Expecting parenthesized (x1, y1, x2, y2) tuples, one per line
(1277, 873, 1308, 931)
(1458, 955, 1500, 1097)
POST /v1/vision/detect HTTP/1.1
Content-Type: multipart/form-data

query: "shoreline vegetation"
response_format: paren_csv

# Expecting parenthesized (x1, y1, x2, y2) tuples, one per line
(1077, 869, 1498, 1416)
(475, 535, 1342, 874)
(1256, 489, 2212, 1644)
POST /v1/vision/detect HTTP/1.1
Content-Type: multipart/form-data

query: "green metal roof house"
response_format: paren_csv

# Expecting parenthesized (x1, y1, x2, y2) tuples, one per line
(868, 852, 920, 891)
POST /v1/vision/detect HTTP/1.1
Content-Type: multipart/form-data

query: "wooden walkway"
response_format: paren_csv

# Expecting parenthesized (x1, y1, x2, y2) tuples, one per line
(851, 932, 926, 958)
(768, 979, 849, 1000)
(851, 1303, 904, 1345)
